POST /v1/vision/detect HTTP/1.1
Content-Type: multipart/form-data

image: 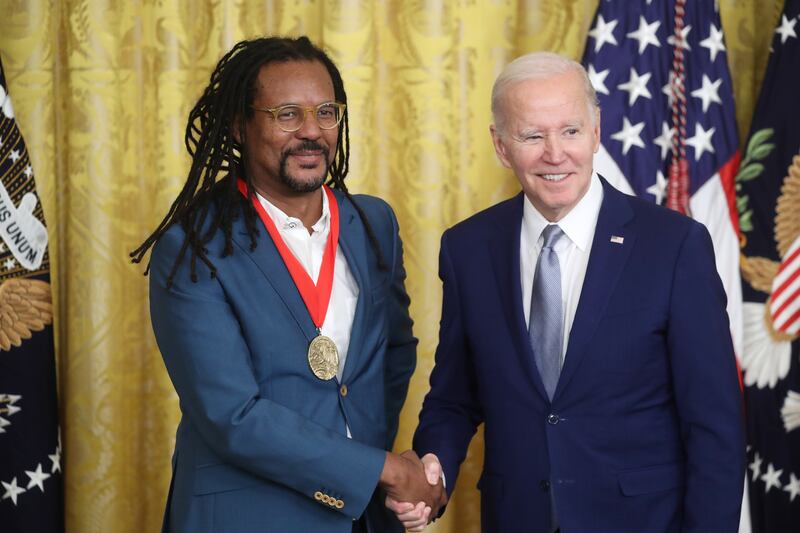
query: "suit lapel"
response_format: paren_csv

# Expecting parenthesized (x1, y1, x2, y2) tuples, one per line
(231, 212, 317, 342)
(489, 194, 551, 399)
(334, 191, 371, 383)
(554, 178, 636, 400)
(232, 190, 372, 383)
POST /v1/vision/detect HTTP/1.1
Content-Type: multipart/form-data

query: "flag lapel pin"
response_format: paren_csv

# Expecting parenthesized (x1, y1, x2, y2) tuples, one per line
(610, 235, 624, 244)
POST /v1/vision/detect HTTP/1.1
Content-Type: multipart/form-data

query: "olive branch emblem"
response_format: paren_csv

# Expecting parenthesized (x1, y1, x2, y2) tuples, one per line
(736, 128, 776, 234)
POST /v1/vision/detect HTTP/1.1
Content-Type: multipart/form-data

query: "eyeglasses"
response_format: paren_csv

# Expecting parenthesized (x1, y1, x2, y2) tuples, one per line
(250, 102, 346, 132)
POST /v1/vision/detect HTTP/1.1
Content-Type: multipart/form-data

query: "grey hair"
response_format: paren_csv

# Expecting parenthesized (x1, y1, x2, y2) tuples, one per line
(491, 51, 599, 131)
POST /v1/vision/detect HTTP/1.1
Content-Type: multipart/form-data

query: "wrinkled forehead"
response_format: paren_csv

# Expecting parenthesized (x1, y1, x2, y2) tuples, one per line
(496, 73, 596, 128)
(502, 92, 594, 131)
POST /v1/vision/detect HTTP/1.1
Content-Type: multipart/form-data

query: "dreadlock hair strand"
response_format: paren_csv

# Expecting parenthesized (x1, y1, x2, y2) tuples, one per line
(131, 35, 387, 286)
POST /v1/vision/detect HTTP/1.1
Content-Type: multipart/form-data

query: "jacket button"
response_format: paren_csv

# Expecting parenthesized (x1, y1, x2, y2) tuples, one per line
(547, 414, 559, 425)
(336, 499, 344, 508)
(314, 491, 323, 501)
(340, 384, 348, 396)
(540, 480, 550, 491)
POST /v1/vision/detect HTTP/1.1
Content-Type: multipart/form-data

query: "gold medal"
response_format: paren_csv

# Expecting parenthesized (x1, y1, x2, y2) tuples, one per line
(307, 334, 339, 381)
(242, 183, 343, 382)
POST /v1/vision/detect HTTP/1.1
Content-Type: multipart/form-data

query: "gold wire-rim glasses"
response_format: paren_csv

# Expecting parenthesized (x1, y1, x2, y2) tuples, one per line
(250, 102, 347, 132)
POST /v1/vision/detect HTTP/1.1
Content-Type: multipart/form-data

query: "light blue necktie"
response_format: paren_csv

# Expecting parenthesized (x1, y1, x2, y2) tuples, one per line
(529, 224, 564, 401)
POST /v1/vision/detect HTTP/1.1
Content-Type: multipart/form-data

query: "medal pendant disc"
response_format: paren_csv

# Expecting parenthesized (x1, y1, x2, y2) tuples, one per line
(308, 335, 339, 381)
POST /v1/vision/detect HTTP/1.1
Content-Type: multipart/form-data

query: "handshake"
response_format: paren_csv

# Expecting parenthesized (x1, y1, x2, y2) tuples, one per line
(379, 451, 447, 531)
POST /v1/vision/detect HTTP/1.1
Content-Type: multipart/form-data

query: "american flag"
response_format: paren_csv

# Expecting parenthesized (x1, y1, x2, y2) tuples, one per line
(738, 0, 800, 529)
(582, 0, 742, 357)
(581, 0, 747, 529)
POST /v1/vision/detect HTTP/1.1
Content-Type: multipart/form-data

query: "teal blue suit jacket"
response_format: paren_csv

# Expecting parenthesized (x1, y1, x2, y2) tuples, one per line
(150, 187, 417, 533)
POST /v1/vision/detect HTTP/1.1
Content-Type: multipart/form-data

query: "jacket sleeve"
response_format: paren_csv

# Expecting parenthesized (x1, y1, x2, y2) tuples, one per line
(667, 221, 746, 532)
(377, 201, 418, 451)
(149, 227, 386, 520)
(413, 231, 484, 498)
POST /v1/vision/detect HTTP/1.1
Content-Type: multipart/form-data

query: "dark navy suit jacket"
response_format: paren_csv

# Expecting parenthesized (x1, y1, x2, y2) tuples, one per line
(150, 187, 416, 533)
(414, 178, 745, 532)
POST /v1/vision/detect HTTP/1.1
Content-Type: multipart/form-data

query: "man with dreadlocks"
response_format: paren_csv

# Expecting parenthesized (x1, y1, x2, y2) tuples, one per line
(132, 36, 445, 533)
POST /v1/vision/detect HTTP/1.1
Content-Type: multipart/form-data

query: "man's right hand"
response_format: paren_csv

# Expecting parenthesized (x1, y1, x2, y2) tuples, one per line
(382, 452, 446, 531)
(379, 450, 446, 520)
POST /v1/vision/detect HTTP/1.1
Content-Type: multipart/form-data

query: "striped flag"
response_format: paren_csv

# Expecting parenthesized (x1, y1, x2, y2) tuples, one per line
(581, 1, 748, 528)
(582, 0, 742, 357)
(738, 0, 800, 529)
(0, 56, 63, 531)
(772, 240, 799, 337)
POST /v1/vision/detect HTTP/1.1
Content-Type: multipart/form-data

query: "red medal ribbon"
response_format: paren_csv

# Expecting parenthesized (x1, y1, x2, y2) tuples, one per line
(237, 179, 340, 329)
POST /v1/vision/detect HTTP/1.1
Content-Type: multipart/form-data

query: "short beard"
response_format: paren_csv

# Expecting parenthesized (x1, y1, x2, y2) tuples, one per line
(278, 141, 331, 193)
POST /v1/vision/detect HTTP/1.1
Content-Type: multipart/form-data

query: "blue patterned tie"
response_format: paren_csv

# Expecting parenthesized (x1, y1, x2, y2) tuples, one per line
(529, 224, 564, 401)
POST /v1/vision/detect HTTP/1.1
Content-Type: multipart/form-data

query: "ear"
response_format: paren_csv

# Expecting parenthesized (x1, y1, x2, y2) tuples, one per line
(231, 114, 243, 145)
(592, 107, 601, 153)
(490, 124, 513, 169)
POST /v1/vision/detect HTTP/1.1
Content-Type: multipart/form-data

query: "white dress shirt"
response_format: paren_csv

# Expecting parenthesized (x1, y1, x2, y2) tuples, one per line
(520, 172, 604, 364)
(256, 189, 359, 382)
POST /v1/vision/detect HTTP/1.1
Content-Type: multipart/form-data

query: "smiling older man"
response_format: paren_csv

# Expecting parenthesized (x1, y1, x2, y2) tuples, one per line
(393, 51, 745, 533)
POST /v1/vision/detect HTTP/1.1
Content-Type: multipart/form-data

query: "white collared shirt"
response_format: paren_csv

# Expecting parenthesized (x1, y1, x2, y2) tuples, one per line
(256, 189, 359, 382)
(520, 172, 604, 362)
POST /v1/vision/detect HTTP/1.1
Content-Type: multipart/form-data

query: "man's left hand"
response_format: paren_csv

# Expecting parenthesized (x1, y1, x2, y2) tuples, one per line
(385, 453, 446, 531)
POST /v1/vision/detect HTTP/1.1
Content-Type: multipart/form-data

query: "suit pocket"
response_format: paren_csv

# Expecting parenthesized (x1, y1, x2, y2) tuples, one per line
(617, 462, 684, 496)
(193, 463, 262, 496)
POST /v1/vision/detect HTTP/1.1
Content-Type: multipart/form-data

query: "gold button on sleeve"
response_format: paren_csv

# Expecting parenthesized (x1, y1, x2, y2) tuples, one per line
(335, 499, 344, 509)
(314, 491, 323, 501)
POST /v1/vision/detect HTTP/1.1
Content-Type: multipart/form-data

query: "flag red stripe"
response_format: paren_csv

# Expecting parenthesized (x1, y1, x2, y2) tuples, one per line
(771, 256, 800, 302)
(775, 244, 800, 276)
(776, 307, 800, 334)
(718, 151, 741, 236)
(772, 285, 800, 320)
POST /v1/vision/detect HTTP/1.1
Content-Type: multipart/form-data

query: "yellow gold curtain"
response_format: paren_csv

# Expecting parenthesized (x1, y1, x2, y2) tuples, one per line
(0, 1, 781, 531)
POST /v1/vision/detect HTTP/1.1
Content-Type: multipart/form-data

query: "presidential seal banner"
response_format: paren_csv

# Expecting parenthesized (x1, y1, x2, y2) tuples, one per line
(738, 0, 800, 529)
(0, 56, 63, 531)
